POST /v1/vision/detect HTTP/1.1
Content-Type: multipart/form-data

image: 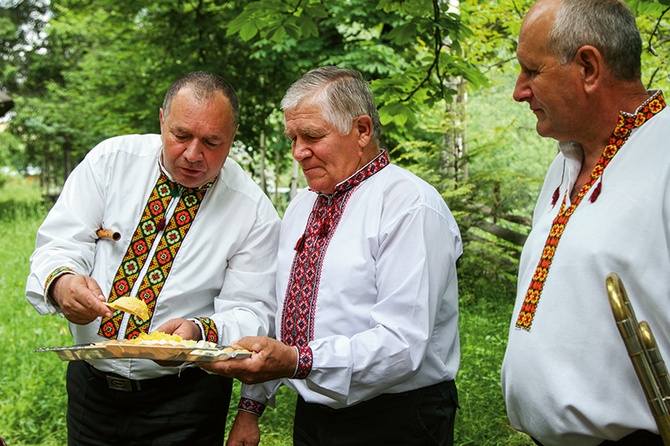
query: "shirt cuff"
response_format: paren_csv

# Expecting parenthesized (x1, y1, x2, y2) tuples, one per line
(44, 266, 76, 308)
(292, 345, 313, 379)
(238, 397, 266, 417)
(189, 317, 218, 344)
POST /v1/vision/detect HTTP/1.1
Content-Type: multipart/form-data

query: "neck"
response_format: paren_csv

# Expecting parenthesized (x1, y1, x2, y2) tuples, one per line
(357, 146, 381, 170)
(579, 83, 649, 156)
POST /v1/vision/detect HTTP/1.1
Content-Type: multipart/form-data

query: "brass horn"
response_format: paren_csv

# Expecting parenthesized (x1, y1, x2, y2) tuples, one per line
(605, 272, 670, 444)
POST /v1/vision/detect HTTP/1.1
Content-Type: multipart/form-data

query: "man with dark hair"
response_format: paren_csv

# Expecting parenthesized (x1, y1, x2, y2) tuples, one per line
(26, 71, 280, 445)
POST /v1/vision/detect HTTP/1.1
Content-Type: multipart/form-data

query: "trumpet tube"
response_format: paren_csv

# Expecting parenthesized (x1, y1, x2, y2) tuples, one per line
(640, 321, 670, 406)
(606, 273, 670, 445)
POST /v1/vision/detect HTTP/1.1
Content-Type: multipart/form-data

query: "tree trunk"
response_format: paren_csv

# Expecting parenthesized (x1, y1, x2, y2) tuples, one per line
(259, 130, 267, 193)
(290, 158, 299, 199)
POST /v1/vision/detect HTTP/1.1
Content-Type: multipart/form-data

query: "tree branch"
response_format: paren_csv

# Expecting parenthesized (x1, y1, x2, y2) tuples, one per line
(401, 0, 443, 102)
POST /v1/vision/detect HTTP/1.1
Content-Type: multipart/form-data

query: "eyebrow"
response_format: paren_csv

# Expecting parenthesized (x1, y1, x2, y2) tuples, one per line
(172, 125, 226, 142)
(284, 126, 326, 138)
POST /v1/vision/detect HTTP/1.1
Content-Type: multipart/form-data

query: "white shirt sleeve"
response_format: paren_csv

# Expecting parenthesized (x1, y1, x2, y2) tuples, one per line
(296, 202, 461, 405)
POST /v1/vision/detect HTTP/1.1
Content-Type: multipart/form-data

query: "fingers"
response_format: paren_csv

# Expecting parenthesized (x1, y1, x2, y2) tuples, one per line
(51, 274, 111, 324)
(196, 337, 298, 383)
(154, 319, 201, 341)
(231, 336, 265, 351)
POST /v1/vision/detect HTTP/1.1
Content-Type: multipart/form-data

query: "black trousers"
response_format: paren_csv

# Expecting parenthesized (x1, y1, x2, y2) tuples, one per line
(293, 380, 458, 446)
(66, 361, 232, 446)
(532, 429, 663, 446)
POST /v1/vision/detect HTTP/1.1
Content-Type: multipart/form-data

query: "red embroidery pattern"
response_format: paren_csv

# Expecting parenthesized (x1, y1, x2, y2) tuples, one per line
(98, 173, 215, 339)
(516, 92, 666, 331)
(196, 317, 219, 344)
(238, 398, 266, 417)
(99, 172, 174, 339)
(293, 345, 313, 379)
(280, 151, 390, 349)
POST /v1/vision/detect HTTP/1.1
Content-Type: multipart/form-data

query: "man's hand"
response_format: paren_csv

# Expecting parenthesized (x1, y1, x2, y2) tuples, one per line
(154, 318, 202, 341)
(152, 318, 202, 367)
(50, 274, 111, 324)
(198, 336, 298, 384)
(226, 411, 261, 446)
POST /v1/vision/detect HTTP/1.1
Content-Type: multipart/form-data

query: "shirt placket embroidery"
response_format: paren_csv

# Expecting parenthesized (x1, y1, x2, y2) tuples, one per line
(515, 92, 666, 331)
(98, 174, 215, 340)
(280, 151, 390, 347)
(98, 172, 174, 339)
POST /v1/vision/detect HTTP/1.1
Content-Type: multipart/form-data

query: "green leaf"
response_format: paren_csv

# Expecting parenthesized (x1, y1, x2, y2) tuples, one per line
(300, 18, 319, 38)
(378, 102, 412, 126)
(239, 21, 259, 41)
(270, 25, 287, 43)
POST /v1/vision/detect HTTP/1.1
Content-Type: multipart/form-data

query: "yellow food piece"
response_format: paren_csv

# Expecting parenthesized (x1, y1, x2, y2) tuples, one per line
(106, 296, 149, 320)
(128, 331, 184, 344)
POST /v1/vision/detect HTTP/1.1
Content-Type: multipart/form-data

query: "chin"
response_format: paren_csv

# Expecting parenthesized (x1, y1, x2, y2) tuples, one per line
(535, 123, 554, 139)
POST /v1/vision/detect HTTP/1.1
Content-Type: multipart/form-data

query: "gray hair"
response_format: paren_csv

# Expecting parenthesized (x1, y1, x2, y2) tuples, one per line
(281, 66, 382, 143)
(547, 0, 642, 81)
(162, 71, 239, 127)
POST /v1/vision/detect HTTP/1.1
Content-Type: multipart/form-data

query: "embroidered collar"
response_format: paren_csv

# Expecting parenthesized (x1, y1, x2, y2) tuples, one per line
(310, 150, 390, 197)
(621, 89, 664, 120)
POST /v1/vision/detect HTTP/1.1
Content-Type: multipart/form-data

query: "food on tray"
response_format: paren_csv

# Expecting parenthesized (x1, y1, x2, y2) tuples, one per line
(37, 330, 252, 362)
(127, 331, 185, 344)
(105, 296, 149, 320)
(191, 346, 251, 358)
(107, 331, 251, 354)
(105, 331, 204, 348)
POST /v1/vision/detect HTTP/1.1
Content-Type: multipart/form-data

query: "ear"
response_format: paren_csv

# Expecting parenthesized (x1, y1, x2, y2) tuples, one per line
(159, 108, 165, 132)
(353, 115, 373, 148)
(574, 45, 603, 94)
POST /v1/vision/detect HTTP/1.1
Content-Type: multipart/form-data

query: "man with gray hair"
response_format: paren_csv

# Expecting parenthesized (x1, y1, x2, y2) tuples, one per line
(501, 0, 669, 445)
(201, 66, 462, 445)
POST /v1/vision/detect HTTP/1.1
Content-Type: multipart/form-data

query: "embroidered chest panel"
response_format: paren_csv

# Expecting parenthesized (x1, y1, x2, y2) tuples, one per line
(98, 173, 214, 339)
(515, 92, 666, 331)
(280, 151, 390, 346)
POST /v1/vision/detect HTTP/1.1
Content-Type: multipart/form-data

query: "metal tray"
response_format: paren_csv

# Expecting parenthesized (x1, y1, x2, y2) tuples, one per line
(36, 342, 251, 362)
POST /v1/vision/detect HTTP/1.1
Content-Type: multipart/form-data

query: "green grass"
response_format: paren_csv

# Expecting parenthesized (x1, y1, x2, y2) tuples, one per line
(456, 300, 533, 446)
(0, 189, 70, 445)
(0, 178, 533, 445)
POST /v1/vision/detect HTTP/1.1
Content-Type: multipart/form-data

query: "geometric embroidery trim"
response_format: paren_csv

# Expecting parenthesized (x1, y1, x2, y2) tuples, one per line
(98, 172, 214, 339)
(515, 91, 666, 331)
(238, 397, 267, 417)
(44, 266, 76, 293)
(98, 172, 174, 339)
(280, 190, 355, 347)
(195, 317, 218, 344)
(123, 184, 212, 339)
(280, 151, 390, 347)
(292, 345, 313, 379)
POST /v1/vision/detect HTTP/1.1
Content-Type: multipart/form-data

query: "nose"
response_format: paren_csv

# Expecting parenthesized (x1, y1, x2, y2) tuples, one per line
(292, 138, 311, 162)
(183, 139, 204, 163)
(513, 72, 532, 103)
